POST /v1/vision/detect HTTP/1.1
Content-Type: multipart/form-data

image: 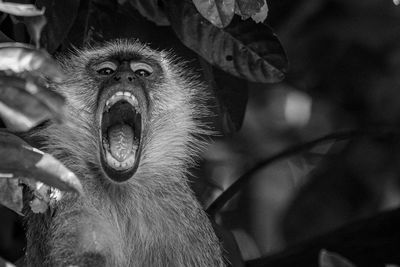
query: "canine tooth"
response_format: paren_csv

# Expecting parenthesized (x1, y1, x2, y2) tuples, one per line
(130, 96, 138, 106)
(105, 100, 110, 107)
(106, 151, 113, 162)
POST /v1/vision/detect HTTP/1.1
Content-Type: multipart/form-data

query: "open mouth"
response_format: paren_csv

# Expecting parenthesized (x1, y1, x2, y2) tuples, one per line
(100, 91, 142, 182)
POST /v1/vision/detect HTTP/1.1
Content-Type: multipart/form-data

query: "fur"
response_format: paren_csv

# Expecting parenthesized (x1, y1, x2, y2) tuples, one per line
(24, 39, 224, 266)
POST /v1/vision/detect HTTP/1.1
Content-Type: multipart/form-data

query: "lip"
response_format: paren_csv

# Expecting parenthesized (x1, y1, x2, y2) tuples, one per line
(98, 88, 144, 182)
(99, 143, 142, 183)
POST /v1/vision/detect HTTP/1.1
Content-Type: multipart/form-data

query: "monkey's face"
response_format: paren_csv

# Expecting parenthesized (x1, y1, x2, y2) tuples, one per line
(56, 39, 206, 185)
(96, 61, 146, 182)
(88, 58, 160, 184)
(91, 47, 165, 182)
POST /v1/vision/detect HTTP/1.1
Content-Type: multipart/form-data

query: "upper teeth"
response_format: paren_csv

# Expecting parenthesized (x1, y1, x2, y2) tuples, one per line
(105, 91, 139, 110)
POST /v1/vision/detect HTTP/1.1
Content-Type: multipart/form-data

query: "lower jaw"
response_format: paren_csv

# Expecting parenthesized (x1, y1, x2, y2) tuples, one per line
(100, 150, 140, 183)
(103, 148, 136, 171)
(99, 127, 142, 182)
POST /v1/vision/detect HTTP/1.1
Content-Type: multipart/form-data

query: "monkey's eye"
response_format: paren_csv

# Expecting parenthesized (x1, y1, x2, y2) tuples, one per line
(95, 61, 118, 75)
(130, 62, 153, 77)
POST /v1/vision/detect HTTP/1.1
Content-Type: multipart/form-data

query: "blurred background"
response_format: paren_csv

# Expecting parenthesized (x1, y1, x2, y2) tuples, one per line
(195, 0, 400, 264)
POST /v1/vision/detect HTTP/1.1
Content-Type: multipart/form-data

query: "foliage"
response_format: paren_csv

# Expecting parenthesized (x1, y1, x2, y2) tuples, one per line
(0, 2, 83, 216)
(319, 250, 356, 267)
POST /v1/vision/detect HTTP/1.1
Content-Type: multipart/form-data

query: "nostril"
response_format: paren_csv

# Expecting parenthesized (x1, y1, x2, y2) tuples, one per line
(113, 73, 134, 82)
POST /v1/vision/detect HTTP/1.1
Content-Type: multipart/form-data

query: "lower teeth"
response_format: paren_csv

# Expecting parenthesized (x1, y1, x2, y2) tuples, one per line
(102, 139, 138, 170)
(105, 149, 136, 170)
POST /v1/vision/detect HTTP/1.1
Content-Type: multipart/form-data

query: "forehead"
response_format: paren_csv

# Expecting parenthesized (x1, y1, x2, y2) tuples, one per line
(85, 40, 162, 65)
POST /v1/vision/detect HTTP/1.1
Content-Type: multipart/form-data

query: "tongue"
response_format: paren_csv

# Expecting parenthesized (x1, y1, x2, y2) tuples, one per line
(108, 124, 134, 162)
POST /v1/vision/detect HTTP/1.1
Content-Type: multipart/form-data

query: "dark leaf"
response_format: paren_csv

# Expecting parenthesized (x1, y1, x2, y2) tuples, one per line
(247, 207, 400, 266)
(213, 65, 248, 133)
(193, 0, 235, 28)
(0, 1, 44, 16)
(0, 256, 16, 267)
(0, 12, 5, 24)
(63, 0, 92, 48)
(35, 0, 80, 53)
(126, 0, 169, 26)
(0, 176, 22, 215)
(249, 0, 268, 23)
(1, 1, 47, 48)
(235, 0, 266, 21)
(165, 0, 287, 83)
(319, 250, 356, 267)
(0, 31, 13, 42)
(212, 222, 245, 267)
(198, 57, 248, 134)
(23, 14, 47, 48)
(0, 131, 83, 195)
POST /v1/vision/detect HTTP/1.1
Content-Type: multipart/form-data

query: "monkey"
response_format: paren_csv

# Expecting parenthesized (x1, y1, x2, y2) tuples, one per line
(23, 39, 225, 267)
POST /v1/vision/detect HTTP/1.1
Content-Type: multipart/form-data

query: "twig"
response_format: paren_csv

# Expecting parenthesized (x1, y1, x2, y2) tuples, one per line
(206, 129, 363, 218)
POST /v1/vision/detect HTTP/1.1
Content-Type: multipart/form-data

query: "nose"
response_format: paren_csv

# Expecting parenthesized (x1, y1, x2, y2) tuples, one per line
(113, 71, 135, 82)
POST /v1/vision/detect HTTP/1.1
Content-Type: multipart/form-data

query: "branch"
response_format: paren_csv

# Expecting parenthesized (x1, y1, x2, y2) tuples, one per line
(206, 129, 363, 218)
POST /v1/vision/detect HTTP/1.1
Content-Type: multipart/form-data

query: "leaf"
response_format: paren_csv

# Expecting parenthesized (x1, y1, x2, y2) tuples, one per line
(212, 65, 248, 133)
(0, 176, 23, 215)
(250, 0, 268, 23)
(126, 0, 170, 26)
(165, 0, 287, 83)
(0, 84, 63, 129)
(0, 43, 65, 81)
(192, 0, 235, 28)
(0, 31, 13, 42)
(319, 250, 356, 267)
(0, 81, 52, 131)
(0, 74, 66, 131)
(0, 256, 16, 267)
(235, 0, 265, 20)
(0, 1, 44, 16)
(0, 131, 83, 195)
(0, 43, 66, 130)
(0, 1, 47, 48)
(24, 15, 47, 48)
